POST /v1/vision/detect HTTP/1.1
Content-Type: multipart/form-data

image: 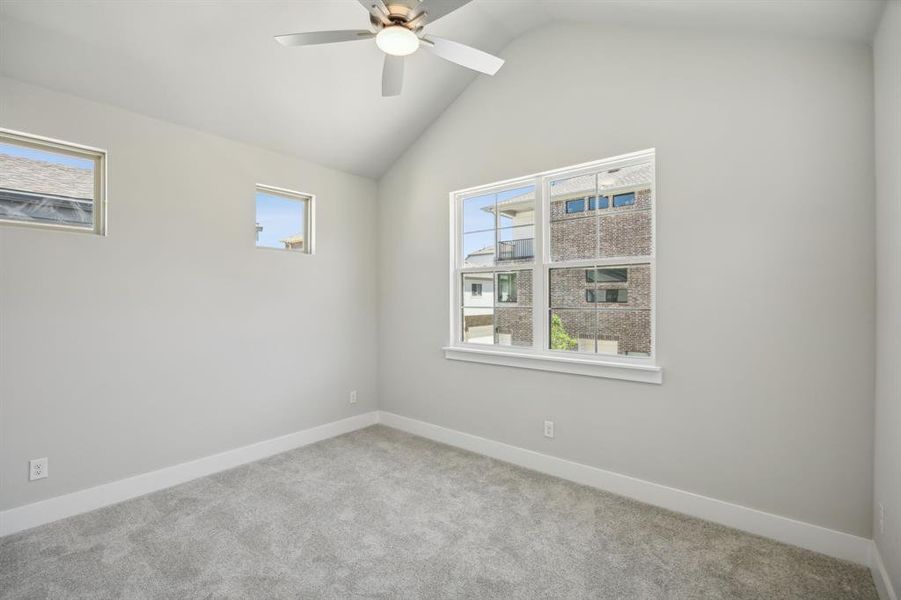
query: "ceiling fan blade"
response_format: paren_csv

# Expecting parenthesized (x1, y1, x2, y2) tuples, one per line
(356, 0, 390, 24)
(382, 54, 404, 97)
(421, 36, 504, 76)
(410, 0, 472, 24)
(275, 30, 375, 47)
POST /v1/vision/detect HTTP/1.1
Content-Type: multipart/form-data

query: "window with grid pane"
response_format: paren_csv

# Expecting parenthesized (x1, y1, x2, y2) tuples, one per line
(459, 184, 535, 347)
(548, 161, 653, 357)
(451, 150, 655, 369)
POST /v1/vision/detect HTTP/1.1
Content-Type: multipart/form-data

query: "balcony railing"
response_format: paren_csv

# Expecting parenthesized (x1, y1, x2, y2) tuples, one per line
(498, 237, 534, 261)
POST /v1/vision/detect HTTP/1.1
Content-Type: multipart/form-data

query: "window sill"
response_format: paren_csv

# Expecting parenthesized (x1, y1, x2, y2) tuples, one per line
(443, 346, 663, 384)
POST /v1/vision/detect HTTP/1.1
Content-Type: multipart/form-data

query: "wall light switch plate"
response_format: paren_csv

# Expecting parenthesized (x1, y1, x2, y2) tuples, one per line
(349, 390, 357, 404)
(29, 457, 48, 481)
(544, 420, 555, 439)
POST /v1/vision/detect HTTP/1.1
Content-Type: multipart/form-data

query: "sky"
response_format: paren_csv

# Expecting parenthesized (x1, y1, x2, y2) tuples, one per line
(462, 184, 534, 258)
(256, 192, 304, 250)
(0, 142, 94, 169)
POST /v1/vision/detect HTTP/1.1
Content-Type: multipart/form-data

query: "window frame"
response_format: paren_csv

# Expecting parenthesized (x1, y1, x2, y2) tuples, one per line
(587, 288, 628, 304)
(565, 198, 586, 214)
(446, 148, 660, 384)
(0, 128, 107, 235)
(586, 267, 629, 284)
(254, 183, 315, 255)
(497, 272, 517, 303)
(613, 191, 637, 207)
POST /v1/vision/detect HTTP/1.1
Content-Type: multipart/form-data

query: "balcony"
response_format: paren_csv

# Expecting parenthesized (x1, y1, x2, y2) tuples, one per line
(498, 237, 534, 261)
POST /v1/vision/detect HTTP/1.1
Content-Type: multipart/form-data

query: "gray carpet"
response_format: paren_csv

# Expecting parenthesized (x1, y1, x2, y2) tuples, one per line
(0, 425, 878, 599)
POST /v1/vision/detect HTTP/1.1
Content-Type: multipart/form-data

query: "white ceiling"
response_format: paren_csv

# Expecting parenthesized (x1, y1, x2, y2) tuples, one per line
(0, 0, 886, 179)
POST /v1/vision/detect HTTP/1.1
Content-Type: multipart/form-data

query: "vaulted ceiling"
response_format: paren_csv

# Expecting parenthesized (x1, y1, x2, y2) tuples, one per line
(0, 0, 885, 179)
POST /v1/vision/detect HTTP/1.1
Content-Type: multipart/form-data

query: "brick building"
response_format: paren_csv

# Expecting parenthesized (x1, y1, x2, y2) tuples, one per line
(463, 163, 652, 356)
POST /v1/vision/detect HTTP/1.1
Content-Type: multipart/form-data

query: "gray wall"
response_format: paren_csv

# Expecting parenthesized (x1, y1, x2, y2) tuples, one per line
(873, 0, 901, 589)
(0, 78, 379, 510)
(377, 25, 876, 536)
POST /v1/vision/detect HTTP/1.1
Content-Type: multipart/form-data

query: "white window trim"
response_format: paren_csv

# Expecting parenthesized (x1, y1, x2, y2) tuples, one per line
(0, 128, 108, 236)
(255, 183, 316, 255)
(446, 148, 661, 384)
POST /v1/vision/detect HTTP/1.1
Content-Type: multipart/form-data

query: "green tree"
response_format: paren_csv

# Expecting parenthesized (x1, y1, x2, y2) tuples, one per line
(550, 314, 578, 351)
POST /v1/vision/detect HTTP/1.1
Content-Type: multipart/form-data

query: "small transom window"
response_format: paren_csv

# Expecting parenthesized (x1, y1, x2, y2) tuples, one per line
(0, 129, 106, 234)
(255, 184, 314, 254)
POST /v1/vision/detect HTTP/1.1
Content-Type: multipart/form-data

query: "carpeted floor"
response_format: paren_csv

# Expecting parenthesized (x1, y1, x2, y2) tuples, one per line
(0, 425, 879, 599)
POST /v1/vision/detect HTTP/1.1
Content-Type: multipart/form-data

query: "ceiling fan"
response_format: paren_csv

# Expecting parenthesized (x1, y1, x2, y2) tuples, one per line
(275, 0, 504, 97)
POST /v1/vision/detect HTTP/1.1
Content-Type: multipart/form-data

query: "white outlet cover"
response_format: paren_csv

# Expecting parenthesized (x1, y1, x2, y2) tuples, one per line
(350, 390, 358, 404)
(544, 420, 555, 438)
(29, 457, 48, 481)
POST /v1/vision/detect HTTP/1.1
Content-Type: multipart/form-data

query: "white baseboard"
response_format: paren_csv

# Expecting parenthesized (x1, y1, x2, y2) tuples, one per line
(871, 541, 899, 600)
(377, 411, 872, 566)
(1, 408, 882, 578)
(0, 411, 379, 537)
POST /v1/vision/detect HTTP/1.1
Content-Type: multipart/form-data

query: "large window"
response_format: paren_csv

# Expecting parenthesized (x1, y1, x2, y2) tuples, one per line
(0, 129, 106, 234)
(448, 150, 659, 383)
(255, 184, 314, 254)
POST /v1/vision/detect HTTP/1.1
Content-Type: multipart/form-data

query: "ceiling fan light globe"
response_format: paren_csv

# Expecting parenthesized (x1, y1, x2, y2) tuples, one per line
(376, 26, 419, 56)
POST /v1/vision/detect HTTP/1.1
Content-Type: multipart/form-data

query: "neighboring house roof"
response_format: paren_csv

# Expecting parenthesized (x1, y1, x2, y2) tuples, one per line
(0, 155, 93, 200)
(467, 245, 494, 256)
(548, 163, 653, 201)
(281, 234, 304, 247)
(465, 272, 493, 281)
(0, 154, 95, 226)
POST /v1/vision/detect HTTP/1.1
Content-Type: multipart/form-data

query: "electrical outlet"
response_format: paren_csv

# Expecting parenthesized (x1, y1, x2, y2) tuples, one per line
(879, 503, 885, 535)
(29, 458, 48, 481)
(544, 420, 554, 439)
(349, 390, 357, 404)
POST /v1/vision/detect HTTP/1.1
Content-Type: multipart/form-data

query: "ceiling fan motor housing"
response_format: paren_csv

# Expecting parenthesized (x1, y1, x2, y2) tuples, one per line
(370, 3, 423, 32)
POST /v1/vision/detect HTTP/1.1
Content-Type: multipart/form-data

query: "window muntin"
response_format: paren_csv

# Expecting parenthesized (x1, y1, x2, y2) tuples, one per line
(255, 185, 313, 253)
(451, 150, 655, 367)
(0, 130, 106, 234)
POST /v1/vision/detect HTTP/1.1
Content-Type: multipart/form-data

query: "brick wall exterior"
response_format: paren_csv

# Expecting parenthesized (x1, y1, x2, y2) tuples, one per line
(549, 264, 651, 355)
(549, 265, 650, 309)
(495, 308, 532, 346)
(597, 309, 652, 355)
(550, 188, 652, 260)
(494, 269, 532, 347)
